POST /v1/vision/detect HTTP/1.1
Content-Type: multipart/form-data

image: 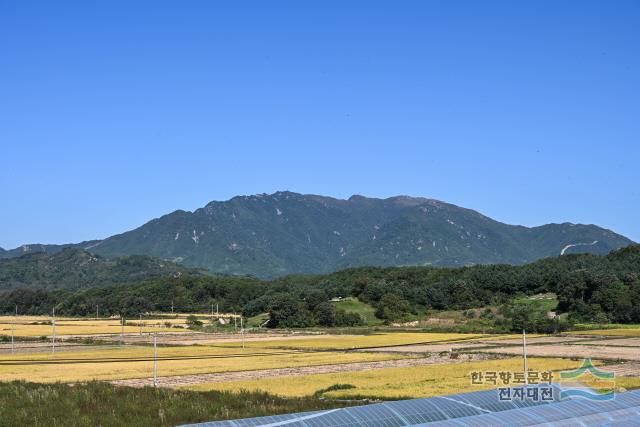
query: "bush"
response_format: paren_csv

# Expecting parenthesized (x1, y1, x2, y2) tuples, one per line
(186, 315, 203, 329)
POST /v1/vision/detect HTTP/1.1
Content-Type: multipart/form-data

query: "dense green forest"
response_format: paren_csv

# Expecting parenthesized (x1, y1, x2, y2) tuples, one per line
(1, 246, 639, 331)
(0, 248, 202, 291)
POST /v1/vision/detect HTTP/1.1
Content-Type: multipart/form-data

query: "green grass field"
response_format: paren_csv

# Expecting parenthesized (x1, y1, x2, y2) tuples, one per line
(513, 293, 559, 312)
(246, 313, 270, 328)
(0, 381, 350, 427)
(331, 297, 381, 325)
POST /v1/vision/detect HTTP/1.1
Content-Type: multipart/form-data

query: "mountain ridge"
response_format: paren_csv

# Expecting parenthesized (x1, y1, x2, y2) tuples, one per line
(1, 191, 634, 278)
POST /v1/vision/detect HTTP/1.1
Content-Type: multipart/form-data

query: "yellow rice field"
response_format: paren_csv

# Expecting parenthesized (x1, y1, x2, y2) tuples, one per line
(0, 345, 405, 383)
(0, 322, 188, 337)
(0, 316, 80, 322)
(219, 332, 486, 350)
(186, 358, 586, 399)
(0, 315, 198, 336)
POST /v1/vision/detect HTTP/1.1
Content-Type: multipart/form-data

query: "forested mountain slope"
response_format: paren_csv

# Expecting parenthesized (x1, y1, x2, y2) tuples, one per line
(3, 192, 630, 278)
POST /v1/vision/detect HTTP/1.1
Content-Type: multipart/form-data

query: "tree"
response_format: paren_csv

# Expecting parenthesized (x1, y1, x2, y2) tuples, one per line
(242, 295, 273, 317)
(450, 280, 478, 309)
(375, 293, 412, 322)
(267, 294, 312, 328)
(303, 289, 328, 310)
(313, 302, 335, 327)
(500, 301, 570, 333)
(334, 309, 364, 327)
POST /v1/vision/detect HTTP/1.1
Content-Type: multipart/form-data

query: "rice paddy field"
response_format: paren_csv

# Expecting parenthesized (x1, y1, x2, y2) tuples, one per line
(185, 358, 585, 399)
(1, 317, 639, 404)
(0, 316, 198, 337)
(0, 344, 406, 383)
(0, 322, 189, 337)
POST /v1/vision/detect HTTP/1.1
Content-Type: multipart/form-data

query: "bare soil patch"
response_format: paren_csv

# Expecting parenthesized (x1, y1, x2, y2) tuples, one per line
(361, 343, 488, 353)
(475, 336, 588, 346)
(604, 362, 640, 377)
(577, 338, 640, 347)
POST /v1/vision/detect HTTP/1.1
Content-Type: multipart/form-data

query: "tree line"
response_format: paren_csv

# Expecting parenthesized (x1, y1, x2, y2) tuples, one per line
(1, 245, 639, 331)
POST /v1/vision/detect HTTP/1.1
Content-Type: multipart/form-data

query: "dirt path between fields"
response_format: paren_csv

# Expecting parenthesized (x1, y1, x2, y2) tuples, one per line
(96, 332, 333, 346)
(0, 342, 122, 354)
(110, 354, 492, 388)
(474, 344, 640, 361)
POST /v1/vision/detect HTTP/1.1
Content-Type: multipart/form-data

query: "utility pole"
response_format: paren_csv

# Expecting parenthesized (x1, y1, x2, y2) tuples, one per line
(11, 314, 15, 354)
(11, 305, 17, 353)
(120, 316, 125, 346)
(523, 329, 528, 384)
(96, 304, 99, 320)
(216, 303, 219, 317)
(240, 316, 245, 350)
(139, 314, 143, 336)
(152, 333, 158, 387)
(234, 313, 237, 331)
(171, 300, 174, 315)
(11, 304, 18, 354)
(51, 307, 56, 355)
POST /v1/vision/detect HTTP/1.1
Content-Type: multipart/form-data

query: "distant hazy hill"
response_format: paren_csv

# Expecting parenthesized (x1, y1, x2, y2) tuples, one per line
(0, 241, 101, 259)
(0, 248, 201, 291)
(1, 192, 633, 278)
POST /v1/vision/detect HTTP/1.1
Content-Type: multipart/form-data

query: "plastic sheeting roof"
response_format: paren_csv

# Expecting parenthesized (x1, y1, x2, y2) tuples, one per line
(180, 384, 640, 427)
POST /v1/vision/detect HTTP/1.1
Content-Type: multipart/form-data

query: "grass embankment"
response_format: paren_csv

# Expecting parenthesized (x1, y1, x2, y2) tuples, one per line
(0, 381, 349, 427)
(187, 358, 584, 399)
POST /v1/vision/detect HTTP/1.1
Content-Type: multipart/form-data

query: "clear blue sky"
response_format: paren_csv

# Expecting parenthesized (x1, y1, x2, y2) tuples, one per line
(1, 0, 639, 249)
